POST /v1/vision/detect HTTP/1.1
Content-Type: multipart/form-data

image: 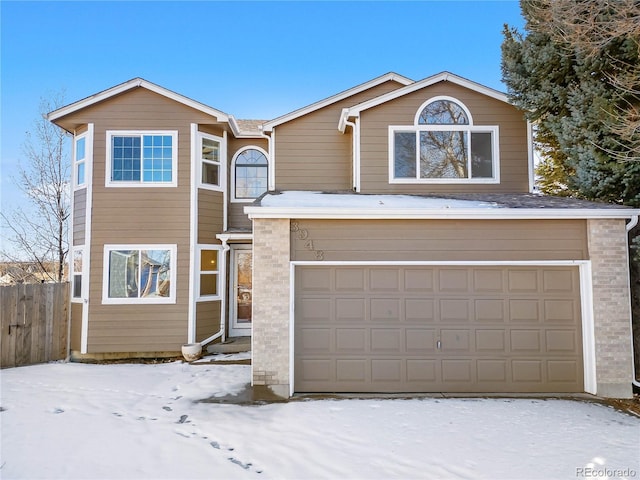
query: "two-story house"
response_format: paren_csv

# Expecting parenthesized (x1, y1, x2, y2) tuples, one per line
(48, 72, 639, 399)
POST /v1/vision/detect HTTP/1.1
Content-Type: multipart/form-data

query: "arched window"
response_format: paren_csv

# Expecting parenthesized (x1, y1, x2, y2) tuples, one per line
(390, 96, 498, 183)
(232, 147, 269, 201)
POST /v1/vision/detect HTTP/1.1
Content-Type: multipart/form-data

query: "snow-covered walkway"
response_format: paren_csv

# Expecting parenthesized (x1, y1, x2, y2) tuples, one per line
(1, 358, 638, 479)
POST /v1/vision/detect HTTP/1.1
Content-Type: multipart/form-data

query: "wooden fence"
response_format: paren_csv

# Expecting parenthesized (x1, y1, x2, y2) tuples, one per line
(0, 283, 69, 368)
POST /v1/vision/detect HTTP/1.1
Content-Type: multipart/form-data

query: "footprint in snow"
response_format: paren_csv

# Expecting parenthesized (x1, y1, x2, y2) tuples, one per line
(163, 406, 173, 411)
(177, 414, 189, 424)
(52, 408, 65, 414)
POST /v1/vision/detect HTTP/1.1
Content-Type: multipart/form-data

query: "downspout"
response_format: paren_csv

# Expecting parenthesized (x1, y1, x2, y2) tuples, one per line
(626, 215, 640, 388)
(343, 118, 360, 192)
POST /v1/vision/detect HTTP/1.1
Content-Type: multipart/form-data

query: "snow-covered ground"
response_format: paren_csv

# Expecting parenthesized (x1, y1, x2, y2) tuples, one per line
(1, 356, 638, 480)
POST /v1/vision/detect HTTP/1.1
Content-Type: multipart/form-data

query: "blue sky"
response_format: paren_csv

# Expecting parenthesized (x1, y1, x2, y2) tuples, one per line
(1, 0, 525, 220)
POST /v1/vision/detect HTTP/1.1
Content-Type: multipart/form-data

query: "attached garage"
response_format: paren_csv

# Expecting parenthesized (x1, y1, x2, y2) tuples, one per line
(294, 264, 584, 393)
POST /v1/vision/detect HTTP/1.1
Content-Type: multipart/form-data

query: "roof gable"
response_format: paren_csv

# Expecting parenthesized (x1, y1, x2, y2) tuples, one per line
(262, 72, 414, 132)
(339, 72, 510, 132)
(48, 78, 229, 128)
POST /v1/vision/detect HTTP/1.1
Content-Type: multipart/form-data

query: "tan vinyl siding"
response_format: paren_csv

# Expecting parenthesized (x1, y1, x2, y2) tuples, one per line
(359, 82, 530, 193)
(55, 87, 226, 353)
(195, 301, 221, 342)
(275, 80, 407, 191)
(73, 189, 86, 246)
(291, 219, 588, 262)
(198, 190, 223, 244)
(70, 302, 82, 351)
(228, 203, 252, 230)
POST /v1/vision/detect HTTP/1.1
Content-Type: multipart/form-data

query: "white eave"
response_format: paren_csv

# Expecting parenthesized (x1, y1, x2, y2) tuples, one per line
(262, 72, 414, 132)
(245, 192, 640, 221)
(339, 71, 510, 132)
(47, 77, 230, 124)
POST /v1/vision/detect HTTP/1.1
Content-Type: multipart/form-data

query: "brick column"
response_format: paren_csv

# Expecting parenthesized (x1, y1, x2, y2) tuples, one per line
(251, 218, 291, 398)
(587, 218, 634, 398)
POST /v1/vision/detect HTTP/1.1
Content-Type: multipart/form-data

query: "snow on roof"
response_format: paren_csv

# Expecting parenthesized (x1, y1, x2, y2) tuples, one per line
(259, 191, 500, 209)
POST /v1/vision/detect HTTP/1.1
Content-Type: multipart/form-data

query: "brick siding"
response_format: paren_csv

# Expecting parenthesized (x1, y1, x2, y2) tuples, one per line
(588, 218, 634, 398)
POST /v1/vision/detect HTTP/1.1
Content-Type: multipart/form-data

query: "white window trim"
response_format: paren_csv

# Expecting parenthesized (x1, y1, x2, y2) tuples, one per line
(389, 96, 500, 184)
(196, 131, 225, 192)
(230, 145, 270, 203)
(105, 130, 178, 188)
(196, 244, 222, 301)
(71, 246, 84, 303)
(73, 132, 88, 190)
(102, 244, 177, 304)
(388, 124, 500, 184)
(413, 95, 474, 125)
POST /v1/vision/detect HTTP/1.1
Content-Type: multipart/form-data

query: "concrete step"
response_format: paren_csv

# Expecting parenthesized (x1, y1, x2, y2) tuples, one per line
(206, 336, 251, 354)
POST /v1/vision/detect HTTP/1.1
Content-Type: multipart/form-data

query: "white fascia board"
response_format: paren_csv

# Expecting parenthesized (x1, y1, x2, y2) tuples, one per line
(262, 72, 414, 132)
(216, 233, 254, 242)
(246, 206, 640, 220)
(48, 78, 229, 123)
(343, 72, 510, 120)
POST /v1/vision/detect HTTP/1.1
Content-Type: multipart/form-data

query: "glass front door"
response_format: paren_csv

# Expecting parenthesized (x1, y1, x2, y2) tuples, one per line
(229, 247, 252, 337)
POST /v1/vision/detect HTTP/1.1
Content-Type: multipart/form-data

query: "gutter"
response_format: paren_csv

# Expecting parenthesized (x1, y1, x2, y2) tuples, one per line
(626, 215, 640, 389)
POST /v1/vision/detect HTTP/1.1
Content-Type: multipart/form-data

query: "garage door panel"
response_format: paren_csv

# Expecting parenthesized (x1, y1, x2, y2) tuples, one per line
(336, 359, 366, 381)
(335, 268, 365, 291)
(442, 360, 473, 382)
(546, 330, 579, 352)
(295, 265, 583, 393)
(370, 269, 400, 291)
(371, 298, 400, 321)
(544, 299, 576, 323)
(440, 299, 470, 322)
(477, 360, 508, 382)
(439, 269, 470, 292)
(508, 270, 539, 292)
(509, 299, 540, 322)
(510, 330, 541, 351)
(336, 298, 365, 322)
(543, 269, 575, 293)
(371, 329, 402, 352)
(475, 299, 505, 322)
(404, 269, 435, 292)
(406, 329, 437, 352)
(473, 269, 504, 293)
(407, 359, 437, 381)
(512, 360, 543, 382)
(475, 330, 505, 351)
(405, 299, 435, 321)
(298, 298, 332, 323)
(336, 328, 366, 352)
(372, 359, 402, 382)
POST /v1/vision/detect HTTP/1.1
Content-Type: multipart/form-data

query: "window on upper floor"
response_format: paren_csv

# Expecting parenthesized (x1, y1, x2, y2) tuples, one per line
(102, 245, 176, 304)
(231, 147, 269, 202)
(389, 96, 499, 184)
(198, 132, 223, 190)
(74, 135, 86, 188)
(106, 131, 177, 187)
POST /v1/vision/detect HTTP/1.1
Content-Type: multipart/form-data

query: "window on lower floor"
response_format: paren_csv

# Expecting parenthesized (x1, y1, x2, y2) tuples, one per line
(102, 245, 176, 304)
(71, 247, 83, 301)
(106, 131, 177, 186)
(197, 246, 221, 300)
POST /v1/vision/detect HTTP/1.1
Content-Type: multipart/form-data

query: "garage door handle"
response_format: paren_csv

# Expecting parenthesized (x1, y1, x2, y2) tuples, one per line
(437, 340, 441, 350)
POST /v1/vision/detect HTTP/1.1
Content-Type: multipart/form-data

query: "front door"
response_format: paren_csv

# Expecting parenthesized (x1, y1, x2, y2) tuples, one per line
(229, 246, 252, 337)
